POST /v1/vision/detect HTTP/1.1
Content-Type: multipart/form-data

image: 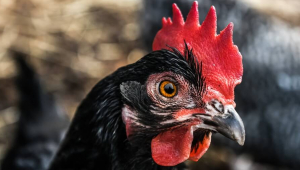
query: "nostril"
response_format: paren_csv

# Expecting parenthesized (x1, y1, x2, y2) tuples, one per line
(209, 100, 224, 114)
(215, 102, 224, 113)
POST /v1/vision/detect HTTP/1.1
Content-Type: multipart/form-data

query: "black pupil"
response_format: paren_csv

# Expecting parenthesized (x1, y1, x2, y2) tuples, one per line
(164, 83, 175, 94)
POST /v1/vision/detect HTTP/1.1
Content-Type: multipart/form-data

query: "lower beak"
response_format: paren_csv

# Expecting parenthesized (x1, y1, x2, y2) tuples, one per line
(212, 105, 245, 145)
(199, 105, 245, 145)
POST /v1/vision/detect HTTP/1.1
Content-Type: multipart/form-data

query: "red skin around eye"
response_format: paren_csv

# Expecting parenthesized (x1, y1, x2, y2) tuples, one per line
(174, 108, 206, 119)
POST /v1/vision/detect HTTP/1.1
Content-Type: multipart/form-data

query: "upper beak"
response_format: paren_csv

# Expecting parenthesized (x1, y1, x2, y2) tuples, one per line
(212, 105, 245, 145)
(199, 105, 245, 145)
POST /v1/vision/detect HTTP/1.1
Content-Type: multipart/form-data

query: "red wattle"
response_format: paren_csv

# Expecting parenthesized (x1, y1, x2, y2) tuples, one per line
(151, 125, 211, 166)
(151, 126, 193, 166)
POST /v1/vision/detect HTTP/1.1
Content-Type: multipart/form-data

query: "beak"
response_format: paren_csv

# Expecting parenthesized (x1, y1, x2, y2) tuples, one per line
(211, 105, 245, 145)
(198, 105, 245, 145)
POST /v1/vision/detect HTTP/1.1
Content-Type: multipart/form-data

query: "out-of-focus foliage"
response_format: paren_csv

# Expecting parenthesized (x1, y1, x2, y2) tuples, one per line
(0, 0, 146, 162)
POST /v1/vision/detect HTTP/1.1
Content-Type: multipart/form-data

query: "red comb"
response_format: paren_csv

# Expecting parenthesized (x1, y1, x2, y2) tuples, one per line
(152, 1, 243, 104)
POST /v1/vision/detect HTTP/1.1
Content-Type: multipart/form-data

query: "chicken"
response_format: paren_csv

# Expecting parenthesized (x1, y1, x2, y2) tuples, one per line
(1, 51, 69, 170)
(141, 0, 300, 169)
(48, 2, 244, 170)
(1, 2, 245, 170)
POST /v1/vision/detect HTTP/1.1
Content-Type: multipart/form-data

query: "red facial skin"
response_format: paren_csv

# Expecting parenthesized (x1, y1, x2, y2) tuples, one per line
(122, 70, 211, 166)
(174, 108, 205, 119)
(144, 72, 212, 166)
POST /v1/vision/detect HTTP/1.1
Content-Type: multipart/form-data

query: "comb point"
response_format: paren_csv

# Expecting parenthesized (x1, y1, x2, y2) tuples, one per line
(201, 6, 217, 37)
(172, 3, 184, 26)
(167, 17, 172, 25)
(162, 17, 167, 27)
(186, 1, 199, 27)
(220, 22, 234, 44)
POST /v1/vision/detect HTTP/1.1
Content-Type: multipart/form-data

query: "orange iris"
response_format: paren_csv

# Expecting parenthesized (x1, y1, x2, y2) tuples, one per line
(159, 81, 177, 98)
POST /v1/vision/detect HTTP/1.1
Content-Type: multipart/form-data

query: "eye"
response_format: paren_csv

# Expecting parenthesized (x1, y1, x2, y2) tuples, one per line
(159, 81, 177, 98)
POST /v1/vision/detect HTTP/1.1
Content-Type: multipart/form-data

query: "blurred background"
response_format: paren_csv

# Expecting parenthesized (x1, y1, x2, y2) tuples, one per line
(0, 0, 300, 169)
